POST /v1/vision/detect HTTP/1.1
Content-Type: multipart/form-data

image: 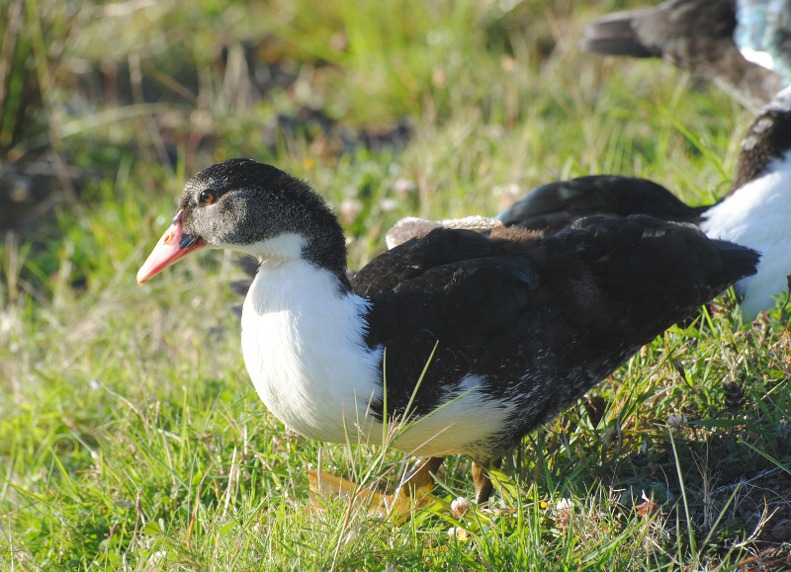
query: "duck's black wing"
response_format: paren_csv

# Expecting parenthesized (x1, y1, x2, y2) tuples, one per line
(497, 175, 708, 232)
(353, 217, 758, 455)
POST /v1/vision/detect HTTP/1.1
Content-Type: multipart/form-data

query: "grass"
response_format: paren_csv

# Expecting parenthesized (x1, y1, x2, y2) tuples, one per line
(2, 0, 791, 569)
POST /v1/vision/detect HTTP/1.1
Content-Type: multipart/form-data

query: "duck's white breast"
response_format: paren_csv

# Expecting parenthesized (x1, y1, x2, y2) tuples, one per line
(241, 258, 383, 443)
(702, 158, 791, 316)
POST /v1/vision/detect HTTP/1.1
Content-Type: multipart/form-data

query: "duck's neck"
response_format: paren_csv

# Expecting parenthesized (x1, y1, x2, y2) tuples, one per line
(294, 200, 353, 290)
(231, 216, 351, 292)
(730, 109, 791, 192)
(240, 256, 382, 443)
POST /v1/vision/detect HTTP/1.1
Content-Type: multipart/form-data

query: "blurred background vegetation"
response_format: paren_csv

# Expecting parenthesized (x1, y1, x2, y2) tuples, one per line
(0, 0, 743, 254)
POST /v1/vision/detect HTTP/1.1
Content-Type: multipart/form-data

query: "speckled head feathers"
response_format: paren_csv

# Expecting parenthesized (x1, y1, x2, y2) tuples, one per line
(732, 86, 791, 189)
(178, 158, 349, 280)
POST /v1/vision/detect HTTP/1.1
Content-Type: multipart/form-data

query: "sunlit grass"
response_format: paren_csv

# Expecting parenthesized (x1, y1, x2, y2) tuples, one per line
(1, 0, 790, 569)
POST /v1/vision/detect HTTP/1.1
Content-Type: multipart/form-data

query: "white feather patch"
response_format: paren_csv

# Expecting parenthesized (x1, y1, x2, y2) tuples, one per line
(386, 374, 517, 458)
(702, 155, 791, 317)
(242, 257, 382, 443)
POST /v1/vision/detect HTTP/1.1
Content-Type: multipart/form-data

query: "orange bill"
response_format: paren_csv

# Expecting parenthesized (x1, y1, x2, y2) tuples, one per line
(137, 210, 206, 285)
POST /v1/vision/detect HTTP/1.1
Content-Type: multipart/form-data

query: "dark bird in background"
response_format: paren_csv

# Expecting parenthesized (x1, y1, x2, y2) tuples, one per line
(495, 176, 706, 231)
(580, 0, 789, 111)
(137, 159, 759, 503)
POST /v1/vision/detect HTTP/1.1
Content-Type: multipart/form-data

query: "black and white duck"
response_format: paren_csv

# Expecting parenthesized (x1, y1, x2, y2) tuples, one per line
(138, 159, 758, 503)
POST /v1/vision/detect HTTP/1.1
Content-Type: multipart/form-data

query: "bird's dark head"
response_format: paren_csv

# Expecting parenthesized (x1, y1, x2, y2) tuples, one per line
(178, 159, 319, 250)
(137, 158, 348, 285)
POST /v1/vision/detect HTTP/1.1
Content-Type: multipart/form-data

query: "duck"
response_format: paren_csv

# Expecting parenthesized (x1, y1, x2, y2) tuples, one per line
(495, 86, 791, 318)
(137, 158, 759, 503)
(580, 0, 785, 111)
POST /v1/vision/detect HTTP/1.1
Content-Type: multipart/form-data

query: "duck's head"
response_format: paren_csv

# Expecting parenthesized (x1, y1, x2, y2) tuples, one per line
(137, 158, 348, 285)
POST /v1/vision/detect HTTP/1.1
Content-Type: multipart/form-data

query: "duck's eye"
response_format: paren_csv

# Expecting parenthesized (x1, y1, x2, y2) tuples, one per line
(199, 189, 216, 205)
